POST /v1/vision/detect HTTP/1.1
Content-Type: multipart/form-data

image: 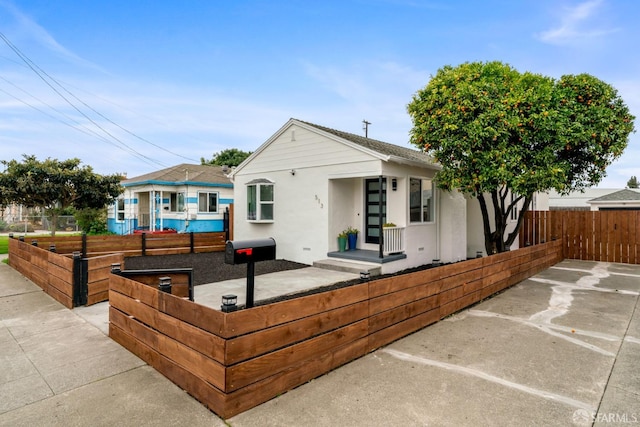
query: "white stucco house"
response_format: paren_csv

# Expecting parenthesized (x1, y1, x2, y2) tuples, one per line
(229, 119, 471, 275)
(108, 164, 233, 235)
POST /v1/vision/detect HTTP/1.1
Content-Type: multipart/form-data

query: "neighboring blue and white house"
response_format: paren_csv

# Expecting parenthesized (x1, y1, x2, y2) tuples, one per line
(229, 119, 470, 275)
(108, 164, 233, 235)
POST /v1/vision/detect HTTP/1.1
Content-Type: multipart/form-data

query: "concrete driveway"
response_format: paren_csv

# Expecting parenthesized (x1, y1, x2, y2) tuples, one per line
(228, 260, 640, 426)
(1, 257, 638, 426)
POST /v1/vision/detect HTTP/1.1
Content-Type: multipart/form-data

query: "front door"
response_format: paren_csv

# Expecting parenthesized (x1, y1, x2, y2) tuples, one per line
(365, 178, 386, 244)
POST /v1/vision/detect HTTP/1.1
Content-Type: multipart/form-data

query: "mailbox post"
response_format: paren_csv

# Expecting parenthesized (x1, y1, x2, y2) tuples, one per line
(225, 238, 276, 309)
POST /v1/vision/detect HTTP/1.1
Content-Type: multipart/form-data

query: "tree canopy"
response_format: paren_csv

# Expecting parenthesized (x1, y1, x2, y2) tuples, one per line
(407, 61, 635, 254)
(0, 155, 124, 235)
(201, 148, 252, 167)
(627, 176, 639, 189)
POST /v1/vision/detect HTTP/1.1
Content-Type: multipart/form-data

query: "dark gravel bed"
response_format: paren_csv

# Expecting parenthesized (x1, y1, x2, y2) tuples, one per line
(123, 252, 309, 285)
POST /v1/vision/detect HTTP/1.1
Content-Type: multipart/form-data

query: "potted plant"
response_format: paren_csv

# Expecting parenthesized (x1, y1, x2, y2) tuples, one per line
(337, 231, 348, 252)
(383, 222, 396, 228)
(345, 226, 358, 250)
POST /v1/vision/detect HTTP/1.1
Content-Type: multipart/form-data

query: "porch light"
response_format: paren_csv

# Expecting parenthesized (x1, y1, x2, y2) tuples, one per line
(432, 259, 441, 266)
(221, 294, 238, 312)
(392, 178, 397, 191)
(476, 251, 483, 258)
(158, 276, 172, 293)
(49, 244, 56, 253)
(111, 263, 121, 274)
(360, 271, 370, 282)
(31, 240, 38, 246)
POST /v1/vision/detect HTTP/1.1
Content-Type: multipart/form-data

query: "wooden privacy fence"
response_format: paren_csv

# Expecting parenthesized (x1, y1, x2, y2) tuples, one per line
(8, 237, 124, 308)
(7, 231, 227, 307)
(520, 210, 640, 264)
(109, 240, 563, 418)
(15, 231, 227, 258)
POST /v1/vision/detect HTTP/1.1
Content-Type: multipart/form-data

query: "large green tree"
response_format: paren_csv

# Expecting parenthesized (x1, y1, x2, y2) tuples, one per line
(0, 155, 124, 235)
(201, 148, 252, 168)
(408, 61, 635, 254)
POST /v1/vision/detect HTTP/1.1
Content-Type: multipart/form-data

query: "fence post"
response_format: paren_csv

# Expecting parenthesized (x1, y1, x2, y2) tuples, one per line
(141, 233, 146, 256)
(190, 232, 195, 254)
(72, 252, 88, 307)
(82, 232, 87, 258)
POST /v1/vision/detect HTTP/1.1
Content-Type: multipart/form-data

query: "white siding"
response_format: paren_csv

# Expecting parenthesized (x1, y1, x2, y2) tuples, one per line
(240, 125, 375, 175)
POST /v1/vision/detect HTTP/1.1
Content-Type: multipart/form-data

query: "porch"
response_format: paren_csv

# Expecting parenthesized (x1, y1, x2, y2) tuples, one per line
(326, 249, 407, 264)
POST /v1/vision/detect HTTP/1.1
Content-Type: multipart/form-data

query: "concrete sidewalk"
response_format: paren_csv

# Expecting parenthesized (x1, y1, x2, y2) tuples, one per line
(1, 256, 639, 426)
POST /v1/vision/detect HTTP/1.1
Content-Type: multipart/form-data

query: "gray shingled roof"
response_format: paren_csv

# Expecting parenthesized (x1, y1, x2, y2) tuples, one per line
(298, 119, 437, 166)
(123, 163, 231, 186)
(588, 189, 640, 202)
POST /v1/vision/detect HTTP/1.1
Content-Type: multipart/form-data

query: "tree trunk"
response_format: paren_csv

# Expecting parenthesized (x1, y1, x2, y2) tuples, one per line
(476, 190, 532, 255)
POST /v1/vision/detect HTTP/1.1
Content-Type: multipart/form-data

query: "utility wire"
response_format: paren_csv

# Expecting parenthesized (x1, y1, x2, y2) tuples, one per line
(0, 32, 172, 168)
(0, 82, 164, 169)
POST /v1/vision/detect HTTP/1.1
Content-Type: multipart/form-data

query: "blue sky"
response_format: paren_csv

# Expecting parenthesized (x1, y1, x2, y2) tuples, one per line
(0, 0, 638, 187)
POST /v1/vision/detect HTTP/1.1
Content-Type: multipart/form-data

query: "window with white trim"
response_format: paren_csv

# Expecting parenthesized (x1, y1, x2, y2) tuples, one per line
(409, 178, 434, 223)
(247, 182, 274, 221)
(116, 198, 125, 221)
(198, 192, 218, 213)
(510, 192, 518, 221)
(169, 192, 185, 212)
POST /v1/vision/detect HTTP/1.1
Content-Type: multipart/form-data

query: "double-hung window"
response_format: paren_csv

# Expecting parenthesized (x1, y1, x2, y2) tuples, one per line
(247, 179, 274, 221)
(409, 178, 434, 223)
(198, 192, 218, 213)
(116, 198, 125, 221)
(169, 192, 185, 212)
(510, 192, 518, 221)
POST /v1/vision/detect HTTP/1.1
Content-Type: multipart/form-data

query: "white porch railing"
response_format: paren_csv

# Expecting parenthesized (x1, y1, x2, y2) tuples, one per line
(383, 226, 405, 255)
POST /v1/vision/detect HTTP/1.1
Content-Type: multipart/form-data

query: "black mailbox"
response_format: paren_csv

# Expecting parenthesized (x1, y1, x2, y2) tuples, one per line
(225, 238, 276, 265)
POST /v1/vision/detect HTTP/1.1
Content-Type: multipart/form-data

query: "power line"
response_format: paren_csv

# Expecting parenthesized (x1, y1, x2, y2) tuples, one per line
(0, 32, 197, 166)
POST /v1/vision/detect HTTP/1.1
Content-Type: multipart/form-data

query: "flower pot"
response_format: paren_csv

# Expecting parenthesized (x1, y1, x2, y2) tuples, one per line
(338, 236, 347, 252)
(347, 233, 357, 250)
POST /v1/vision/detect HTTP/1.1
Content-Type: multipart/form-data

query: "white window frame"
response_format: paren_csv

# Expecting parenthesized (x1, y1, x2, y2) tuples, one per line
(115, 197, 125, 222)
(247, 182, 274, 222)
(510, 192, 519, 221)
(169, 192, 185, 213)
(198, 191, 219, 213)
(409, 177, 435, 224)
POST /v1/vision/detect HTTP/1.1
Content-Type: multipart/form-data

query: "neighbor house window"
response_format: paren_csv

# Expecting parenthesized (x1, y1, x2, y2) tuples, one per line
(409, 178, 434, 223)
(116, 198, 125, 221)
(247, 181, 274, 221)
(198, 192, 218, 213)
(510, 192, 518, 221)
(169, 192, 185, 212)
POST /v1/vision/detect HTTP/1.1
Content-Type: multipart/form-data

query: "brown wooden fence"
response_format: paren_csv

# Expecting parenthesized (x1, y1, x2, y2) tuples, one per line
(8, 231, 227, 307)
(19, 231, 227, 258)
(519, 210, 640, 264)
(8, 238, 124, 308)
(109, 240, 563, 418)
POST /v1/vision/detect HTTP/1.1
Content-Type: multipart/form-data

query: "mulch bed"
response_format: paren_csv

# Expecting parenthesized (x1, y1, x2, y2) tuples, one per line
(123, 251, 453, 307)
(123, 252, 308, 286)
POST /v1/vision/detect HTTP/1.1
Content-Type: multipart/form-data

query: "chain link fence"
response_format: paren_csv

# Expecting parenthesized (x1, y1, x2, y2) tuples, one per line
(0, 215, 80, 233)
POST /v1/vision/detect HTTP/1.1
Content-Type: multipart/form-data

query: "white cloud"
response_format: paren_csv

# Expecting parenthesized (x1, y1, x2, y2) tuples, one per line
(536, 0, 618, 45)
(0, 0, 104, 72)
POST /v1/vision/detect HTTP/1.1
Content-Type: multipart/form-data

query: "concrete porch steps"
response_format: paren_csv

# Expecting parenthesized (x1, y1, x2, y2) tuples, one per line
(313, 259, 382, 276)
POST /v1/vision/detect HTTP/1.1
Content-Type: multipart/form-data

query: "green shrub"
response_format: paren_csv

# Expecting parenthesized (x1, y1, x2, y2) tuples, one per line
(8, 222, 34, 233)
